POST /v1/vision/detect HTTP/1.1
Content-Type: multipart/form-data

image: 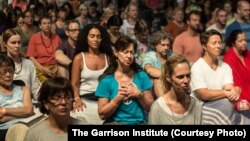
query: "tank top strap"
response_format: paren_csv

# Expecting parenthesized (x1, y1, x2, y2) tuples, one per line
(104, 54, 108, 68)
(81, 52, 87, 68)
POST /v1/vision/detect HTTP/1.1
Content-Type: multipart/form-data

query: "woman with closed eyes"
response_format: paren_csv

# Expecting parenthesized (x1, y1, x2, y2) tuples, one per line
(95, 35, 154, 125)
(0, 54, 33, 140)
(71, 24, 114, 124)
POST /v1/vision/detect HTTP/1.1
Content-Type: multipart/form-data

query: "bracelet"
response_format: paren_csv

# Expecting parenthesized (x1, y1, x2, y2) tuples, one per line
(74, 96, 81, 101)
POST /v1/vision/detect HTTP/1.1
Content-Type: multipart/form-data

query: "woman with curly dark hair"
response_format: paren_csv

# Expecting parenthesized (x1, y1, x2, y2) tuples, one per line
(71, 24, 114, 124)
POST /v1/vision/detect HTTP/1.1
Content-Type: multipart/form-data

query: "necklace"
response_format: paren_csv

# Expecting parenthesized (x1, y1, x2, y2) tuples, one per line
(166, 97, 177, 117)
(15, 56, 22, 74)
(165, 96, 188, 124)
(40, 32, 53, 55)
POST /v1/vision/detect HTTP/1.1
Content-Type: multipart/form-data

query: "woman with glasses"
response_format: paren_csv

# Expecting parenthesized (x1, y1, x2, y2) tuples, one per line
(0, 54, 33, 140)
(16, 9, 38, 57)
(24, 77, 87, 141)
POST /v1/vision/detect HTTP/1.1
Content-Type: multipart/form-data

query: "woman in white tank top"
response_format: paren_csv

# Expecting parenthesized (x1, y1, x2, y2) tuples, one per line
(71, 24, 115, 124)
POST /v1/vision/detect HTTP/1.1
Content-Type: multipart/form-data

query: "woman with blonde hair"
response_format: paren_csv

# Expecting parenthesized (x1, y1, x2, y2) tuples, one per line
(75, 4, 92, 29)
(120, 3, 138, 36)
(100, 7, 115, 27)
(149, 54, 202, 124)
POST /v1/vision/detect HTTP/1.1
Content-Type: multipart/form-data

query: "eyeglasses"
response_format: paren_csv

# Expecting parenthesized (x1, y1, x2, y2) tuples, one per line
(25, 15, 32, 18)
(48, 95, 73, 105)
(68, 29, 80, 33)
(0, 67, 15, 75)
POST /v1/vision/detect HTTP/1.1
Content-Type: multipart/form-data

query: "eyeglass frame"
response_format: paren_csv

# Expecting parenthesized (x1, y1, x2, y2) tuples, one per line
(24, 15, 33, 18)
(67, 28, 80, 33)
(0, 67, 15, 75)
(48, 95, 73, 105)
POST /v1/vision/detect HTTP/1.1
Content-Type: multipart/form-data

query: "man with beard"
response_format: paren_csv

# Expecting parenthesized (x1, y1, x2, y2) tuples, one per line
(206, 8, 227, 42)
(142, 30, 173, 98)
(172, 11, 203, 64)
(226, 0, 250, 50)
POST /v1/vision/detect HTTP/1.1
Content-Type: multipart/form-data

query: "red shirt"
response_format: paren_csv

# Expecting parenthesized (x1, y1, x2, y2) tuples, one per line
(27, 32, 61, 66)
(223, 48, 250, 104)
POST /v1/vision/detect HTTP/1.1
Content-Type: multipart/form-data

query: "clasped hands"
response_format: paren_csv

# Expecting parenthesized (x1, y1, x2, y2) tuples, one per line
(224, 86, 241, 102)
(224, 86, 250, 110)
(118, 83, 142, 100)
